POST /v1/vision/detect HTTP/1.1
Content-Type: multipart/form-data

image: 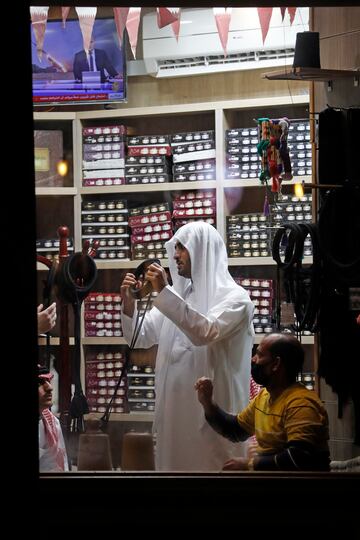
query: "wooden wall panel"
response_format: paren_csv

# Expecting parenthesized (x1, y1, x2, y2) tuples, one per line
(313, 6, 360, 110)
(125, 68, 309, 109)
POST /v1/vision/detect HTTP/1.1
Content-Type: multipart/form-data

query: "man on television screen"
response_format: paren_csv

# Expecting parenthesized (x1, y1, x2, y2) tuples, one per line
(73, 37, 121, 83)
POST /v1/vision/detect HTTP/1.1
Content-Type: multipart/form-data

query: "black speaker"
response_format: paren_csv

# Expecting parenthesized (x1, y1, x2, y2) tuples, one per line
(293, 31, 321, 68)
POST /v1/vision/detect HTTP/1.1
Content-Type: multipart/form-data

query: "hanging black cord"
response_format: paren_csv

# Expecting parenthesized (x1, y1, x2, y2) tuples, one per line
(293, 223, 322, 333)
(272, 222, 322, 336)
(70, 296, 89, 433)
(100, 293, 153, 429)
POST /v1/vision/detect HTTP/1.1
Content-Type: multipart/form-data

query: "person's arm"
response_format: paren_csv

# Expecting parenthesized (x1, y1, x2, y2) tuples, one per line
(153, 286, 251, 346)
(195, 377, 249, 443)
(120, 272, 163, 348)
(252, 440, 330, 471)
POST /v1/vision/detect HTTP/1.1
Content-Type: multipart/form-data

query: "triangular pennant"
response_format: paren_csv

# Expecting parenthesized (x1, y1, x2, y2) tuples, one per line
(213, 7, 232, 57)
(257, 7, 273, 44)
(113, 7, 130, 47)
(157, 8, 180, 29)
(171, 10, 181, 41)
(30, 6, 49, 62)
(288, 7, 297, 25)
(61, 7, 71, 29)
(126, 7, 141, 59)
(280, 7, 286, 21)
(75, 7, 97, 53)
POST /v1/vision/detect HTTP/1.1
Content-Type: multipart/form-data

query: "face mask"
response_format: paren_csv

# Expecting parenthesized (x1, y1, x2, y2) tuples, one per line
(251, 360, 273, 387)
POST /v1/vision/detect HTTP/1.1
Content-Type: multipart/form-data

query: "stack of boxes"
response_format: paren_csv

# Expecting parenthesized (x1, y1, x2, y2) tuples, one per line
(36, 237, 73, 262)
(171, 130, 216, 181)
(125, 134, 172, 184)
(128, 202, 172, 261)
(225, 127, 260, 180)
(226, 213, 271, 258)
(287, 120, 312, 177)
(125, 155, 172, 185)
(85, 349, 128, 414)
(234, 277, 274, 334)
(82, 125, 126, 187)
(84, 292, 123, 338)
(172, 190, 216, 230)
(81, 198, 130, 260)
(127, 364, 155, 413)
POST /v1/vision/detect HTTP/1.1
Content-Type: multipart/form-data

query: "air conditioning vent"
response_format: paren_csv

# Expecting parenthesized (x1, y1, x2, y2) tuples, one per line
(142, 7, 308, 78)
(157, 48, 295, 74)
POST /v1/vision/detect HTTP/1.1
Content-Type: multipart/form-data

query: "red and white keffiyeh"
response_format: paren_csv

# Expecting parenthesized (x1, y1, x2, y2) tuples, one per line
(41, 409, 67, 471)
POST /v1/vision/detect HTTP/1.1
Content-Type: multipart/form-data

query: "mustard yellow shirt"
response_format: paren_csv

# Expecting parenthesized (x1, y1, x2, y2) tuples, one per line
(237, 383, 329, 454)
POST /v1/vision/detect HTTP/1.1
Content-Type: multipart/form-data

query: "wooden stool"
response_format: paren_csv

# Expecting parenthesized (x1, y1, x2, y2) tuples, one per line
(77, 418, 113, 471)
(121, 432, 155, 470)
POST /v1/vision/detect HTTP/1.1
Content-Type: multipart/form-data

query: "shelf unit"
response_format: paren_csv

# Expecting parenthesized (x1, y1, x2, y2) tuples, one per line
(262, 66, 359, 82)
(34, 92, 315, 423)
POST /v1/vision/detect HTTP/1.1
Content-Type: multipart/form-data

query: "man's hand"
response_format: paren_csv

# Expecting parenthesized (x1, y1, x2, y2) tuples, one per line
(145, 263, 168, 293)
(120, 272, 138, 317)
(194, 377, 214, 411)
(37, 302, 57, 334)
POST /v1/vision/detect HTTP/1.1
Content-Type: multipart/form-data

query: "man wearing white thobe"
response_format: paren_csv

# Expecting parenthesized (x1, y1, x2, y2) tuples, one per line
(121, 221, 254, 471)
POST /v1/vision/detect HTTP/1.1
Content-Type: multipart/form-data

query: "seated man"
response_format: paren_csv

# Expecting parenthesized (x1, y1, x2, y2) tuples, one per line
(195, 333, 330, 471)
(38, 364, 69, 472)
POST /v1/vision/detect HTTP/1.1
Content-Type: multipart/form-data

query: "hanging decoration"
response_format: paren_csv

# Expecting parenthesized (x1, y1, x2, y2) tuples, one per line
(257, 7, 273, 44)
(157, 7, 180, 29)
(113, 7, 130, 47)
(126, 7, 142, 59)
(213, 7, 232, 56)
(257, 117, 292, 193)
(75, 6, 97, 53)
(171, 11, 182, 41)
(30, 6, 49, 62)
(61, 7, 71, 28)
(280, 7, 287, 21)
(287, 7, 297, 24)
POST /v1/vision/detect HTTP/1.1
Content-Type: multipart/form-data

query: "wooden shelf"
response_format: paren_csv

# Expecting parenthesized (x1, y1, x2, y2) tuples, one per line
(35, 187, 77, 196)
(80, 180, 216, 195)
(262, 67, 359, 82)
(87, 412, 154, 422)
(224, 177, 312, 188)
(228, 256, 312, 266)
(38, 336, 75, 346)
(95, 259, 169, 270)
(82, 337, 127, 345)
(254, 334, 314, 345)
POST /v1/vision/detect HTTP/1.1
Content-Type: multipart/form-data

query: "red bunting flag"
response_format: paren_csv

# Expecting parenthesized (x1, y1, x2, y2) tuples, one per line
(213, 7, 232, 56)
(113, 7, 130, 47)
(257, 7, 273, 44)
(30, 6, 49, 61)
(75, 7, 97, 53)
(280, 7, 286, 21)
(126, 7, 142, 59)
(61, 7, 71, 28)
(171, 11, 181, 41)
(287, 7, 297, 24)
(157, 8, 180, 29)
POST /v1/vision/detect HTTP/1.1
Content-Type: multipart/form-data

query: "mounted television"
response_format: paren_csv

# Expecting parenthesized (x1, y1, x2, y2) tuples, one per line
(31, 16, 127, 106)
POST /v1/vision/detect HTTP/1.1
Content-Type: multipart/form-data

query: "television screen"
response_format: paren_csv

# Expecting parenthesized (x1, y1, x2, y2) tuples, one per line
(31, 17, 127, 106)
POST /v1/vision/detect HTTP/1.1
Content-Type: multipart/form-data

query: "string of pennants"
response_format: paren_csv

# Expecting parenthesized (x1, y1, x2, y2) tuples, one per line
(30, 6, 298, 61)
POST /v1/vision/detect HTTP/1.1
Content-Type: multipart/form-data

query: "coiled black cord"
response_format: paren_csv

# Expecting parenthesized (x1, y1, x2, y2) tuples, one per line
(272, 222, 322, 333)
